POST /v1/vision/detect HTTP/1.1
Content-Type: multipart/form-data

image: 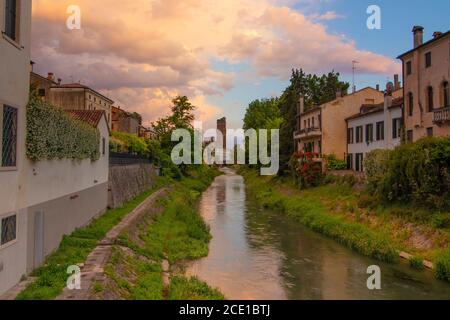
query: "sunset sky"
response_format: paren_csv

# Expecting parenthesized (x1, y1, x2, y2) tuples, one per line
(31, 0, 450, 130)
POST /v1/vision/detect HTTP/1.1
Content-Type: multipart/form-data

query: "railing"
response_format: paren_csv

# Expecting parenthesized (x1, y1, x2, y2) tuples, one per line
(294, 127, 321, 138)
(433, 107, 450, 123)
(109, 152, 152, 166)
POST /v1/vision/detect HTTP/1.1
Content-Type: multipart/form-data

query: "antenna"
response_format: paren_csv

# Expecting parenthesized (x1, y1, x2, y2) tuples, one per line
(352, 60, 359, 93)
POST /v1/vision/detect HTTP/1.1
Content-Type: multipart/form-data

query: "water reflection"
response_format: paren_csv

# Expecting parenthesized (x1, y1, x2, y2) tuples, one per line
(187, 168, 450, 300)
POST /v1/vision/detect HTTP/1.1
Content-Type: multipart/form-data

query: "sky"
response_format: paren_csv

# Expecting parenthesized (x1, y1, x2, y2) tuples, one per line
(31, 0, 450, 131)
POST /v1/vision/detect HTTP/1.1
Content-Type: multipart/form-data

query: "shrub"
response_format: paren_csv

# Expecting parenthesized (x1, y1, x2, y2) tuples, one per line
(431, 213, 450, 229)
(26, 90, 100, 161)
(110, 131, 149, 156)
(365, 138, 450, 210)
(326, 154, 347, 171)
(290, 152, 323, 188)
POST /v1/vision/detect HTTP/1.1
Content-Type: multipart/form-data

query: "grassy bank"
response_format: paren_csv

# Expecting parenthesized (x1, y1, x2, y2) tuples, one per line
(100, 166, 225, 300)
(239, 167, 450, 279)
(17, 177, 169, 300)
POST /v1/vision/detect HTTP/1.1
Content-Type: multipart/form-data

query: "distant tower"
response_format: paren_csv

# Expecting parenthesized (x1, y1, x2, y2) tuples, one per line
(217, 117, 227, 150)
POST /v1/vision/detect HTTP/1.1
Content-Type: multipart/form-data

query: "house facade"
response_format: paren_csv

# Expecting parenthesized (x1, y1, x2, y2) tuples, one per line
(111, 106, 141, 135)
(0, 0, 32, 295)
(398, 26, 450, 142)
(346, 86, 403, 172)
(30, 68, 59, 101)
(48, 83, 114, 128)
(294, 87, 385, 160)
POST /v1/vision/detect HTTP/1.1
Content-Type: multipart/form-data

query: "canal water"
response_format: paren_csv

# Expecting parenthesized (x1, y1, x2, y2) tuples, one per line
(187, 168, 450, 300)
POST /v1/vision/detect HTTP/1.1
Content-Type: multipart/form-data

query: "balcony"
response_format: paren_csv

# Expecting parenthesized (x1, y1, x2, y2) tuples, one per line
(294, 127, 322, 140)
(433, 107, 450, 124)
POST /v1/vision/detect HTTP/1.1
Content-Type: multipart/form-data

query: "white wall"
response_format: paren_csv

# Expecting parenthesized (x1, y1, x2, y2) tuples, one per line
(347, 106, 402, 170)
(0, 0, 32, 295)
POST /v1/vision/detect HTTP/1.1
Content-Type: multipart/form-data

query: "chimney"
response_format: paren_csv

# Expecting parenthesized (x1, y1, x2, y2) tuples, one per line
(394, 74, 400, 91)
(385, 82, 394, 111)
(298, 94, 305, 115)
(433, 31, 443, 39)
(57, 78, 62, 85)
(47, 72, 55, 82)
(412, 26, 424, 48)
(376, 84, 380, 91)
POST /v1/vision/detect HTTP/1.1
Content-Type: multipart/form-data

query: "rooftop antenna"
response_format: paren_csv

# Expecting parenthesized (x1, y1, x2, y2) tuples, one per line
(352, 60, 359, 93)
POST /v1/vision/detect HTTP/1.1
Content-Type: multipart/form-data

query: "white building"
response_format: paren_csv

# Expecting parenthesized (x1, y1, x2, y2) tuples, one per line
(346, 86, 403, 172)
(0, 0, 33, 294)
(0, 1, 110, 295)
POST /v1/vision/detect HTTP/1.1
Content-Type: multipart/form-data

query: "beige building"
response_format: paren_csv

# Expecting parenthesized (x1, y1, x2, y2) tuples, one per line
(111, 106, 141, 135)
(0, 0, 32, 295)
(398, 26, 450, 142)
(29, 67, 59, 101)
(294, 87, 384, 160)
(48, 83, 114, 128)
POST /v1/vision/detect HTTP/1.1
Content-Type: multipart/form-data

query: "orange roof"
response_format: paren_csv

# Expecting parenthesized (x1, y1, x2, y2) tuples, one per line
(65, 110, 107, 128)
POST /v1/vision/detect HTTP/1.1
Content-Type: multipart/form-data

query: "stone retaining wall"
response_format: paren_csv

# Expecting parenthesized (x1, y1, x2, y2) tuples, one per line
(108, 163, 159, 208)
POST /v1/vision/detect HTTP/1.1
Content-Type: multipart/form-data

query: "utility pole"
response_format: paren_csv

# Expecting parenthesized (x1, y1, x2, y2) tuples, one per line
(352, 60, 359, 93)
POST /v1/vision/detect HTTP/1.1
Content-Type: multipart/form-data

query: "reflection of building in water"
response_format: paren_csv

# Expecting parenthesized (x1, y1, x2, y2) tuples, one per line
(217, 117, 227, 150)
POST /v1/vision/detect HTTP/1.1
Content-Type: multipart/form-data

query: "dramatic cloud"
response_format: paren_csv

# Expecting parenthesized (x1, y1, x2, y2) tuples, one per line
(31, 0, 400, 127)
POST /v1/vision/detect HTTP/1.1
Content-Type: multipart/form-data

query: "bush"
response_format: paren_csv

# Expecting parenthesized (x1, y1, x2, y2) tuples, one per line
(431, 213, 450, 229)
(365, 138, 450, 210)
(289, 152, 323, 188)
(326, 154, 347, 171)
(26, 90, 100, 161)
(110, 131, 149, 156)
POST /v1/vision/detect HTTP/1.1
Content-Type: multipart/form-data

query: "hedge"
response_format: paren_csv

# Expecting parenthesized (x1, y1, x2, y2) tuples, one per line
(365, 138, 450, 210)
(26, 91, 100, 161)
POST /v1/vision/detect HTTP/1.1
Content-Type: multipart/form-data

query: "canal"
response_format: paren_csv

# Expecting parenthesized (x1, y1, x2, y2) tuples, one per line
(187, 168, 450, 300)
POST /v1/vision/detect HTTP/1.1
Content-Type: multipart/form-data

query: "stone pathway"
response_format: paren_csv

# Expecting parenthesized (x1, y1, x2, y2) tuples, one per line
(57, 187, 169, 300)
(0, 277, 37, 300)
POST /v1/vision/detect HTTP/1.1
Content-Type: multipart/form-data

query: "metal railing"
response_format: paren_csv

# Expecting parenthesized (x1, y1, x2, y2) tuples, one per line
(109, 152, 152, 166)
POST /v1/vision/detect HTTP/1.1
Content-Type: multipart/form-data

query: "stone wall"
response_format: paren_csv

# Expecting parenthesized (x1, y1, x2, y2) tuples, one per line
(108, 163, 159, 209)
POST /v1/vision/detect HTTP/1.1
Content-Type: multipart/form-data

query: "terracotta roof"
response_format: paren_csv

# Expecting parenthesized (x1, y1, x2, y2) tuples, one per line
(65, 110, 106, 128)
(346, 97, 403, 121)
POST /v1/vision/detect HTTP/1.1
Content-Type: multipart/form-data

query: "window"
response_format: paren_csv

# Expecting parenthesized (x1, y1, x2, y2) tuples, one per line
(392, 118, 402, 139)
(307, 119, 310, 128)
(425, 52, 432, 68)
(4, 0, 17, 41)
(427, 127, 434, 137)
(347, 127, 354, 144)
(347, 154, 353, 170)
(303, 120, 306, 129)
(444, 81, 449, 108)
(408, 92, 414, 116)
(355, 153, 364, 172)
(427, 86, 434, 112)
(1, 105, 18, 168)
(407, 130, 413, 143)
(1, 214, 17, 246)
(406, 61, 412, 75)
(312, 117, 315, 128)
(102, 137, 106, 155)
(376, 121, 384, 141)
(38, 88, 46, 97)
(356, 126, 363, 143)
(365, 124, 374, 143)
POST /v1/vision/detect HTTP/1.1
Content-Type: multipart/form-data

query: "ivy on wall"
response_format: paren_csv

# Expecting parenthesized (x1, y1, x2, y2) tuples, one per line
(26, 90, 100, 161)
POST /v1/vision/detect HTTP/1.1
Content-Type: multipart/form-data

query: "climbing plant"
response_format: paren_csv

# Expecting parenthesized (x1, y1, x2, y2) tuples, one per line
(26, 90, 100, 161)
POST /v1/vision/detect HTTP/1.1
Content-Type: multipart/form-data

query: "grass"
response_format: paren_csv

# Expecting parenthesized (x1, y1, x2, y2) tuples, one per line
(168, 276, 224, 300)
(105, 165, 225, 300)
(435, 248, 450, 281)
(16, 177, 169, 300)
